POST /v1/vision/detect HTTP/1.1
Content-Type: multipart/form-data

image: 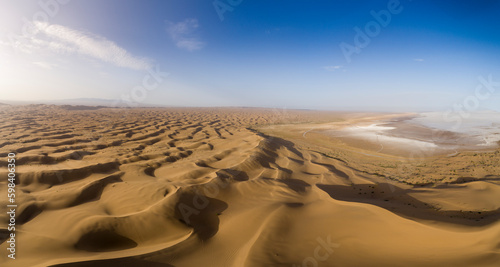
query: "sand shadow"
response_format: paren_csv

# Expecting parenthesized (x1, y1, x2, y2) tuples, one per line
(317, 183, 500, 226)
(75, 230, 138, 252)
(175, 192, 228, 240)
(50, 258, 174, 267)
(0, 229, 10, 245)
(262, 177, 311, 193)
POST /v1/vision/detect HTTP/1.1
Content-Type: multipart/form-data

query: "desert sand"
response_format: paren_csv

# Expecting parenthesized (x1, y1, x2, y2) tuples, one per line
(0, 105, 499, 267)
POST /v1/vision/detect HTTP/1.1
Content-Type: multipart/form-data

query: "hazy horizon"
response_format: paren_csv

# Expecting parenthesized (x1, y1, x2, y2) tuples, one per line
(1, 3, 500, 265)
(1, 0, 499, 111)
(2, 97, 500, 114)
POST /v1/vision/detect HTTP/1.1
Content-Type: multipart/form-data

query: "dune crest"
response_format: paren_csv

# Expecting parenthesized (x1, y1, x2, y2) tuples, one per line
(0, 106, 499, 267)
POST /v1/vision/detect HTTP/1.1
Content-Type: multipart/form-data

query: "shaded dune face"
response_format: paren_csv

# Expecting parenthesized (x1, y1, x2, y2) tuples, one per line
(174, 191, 228, 241)
(75, 230, 138, 252)
(0, 106, 499, 267)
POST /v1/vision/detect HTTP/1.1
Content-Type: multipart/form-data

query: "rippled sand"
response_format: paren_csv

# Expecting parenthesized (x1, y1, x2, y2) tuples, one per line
(0, 105, 499, 267)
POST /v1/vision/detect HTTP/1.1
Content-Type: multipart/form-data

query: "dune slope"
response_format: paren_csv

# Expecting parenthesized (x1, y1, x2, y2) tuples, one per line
(0, 106, 499, 267)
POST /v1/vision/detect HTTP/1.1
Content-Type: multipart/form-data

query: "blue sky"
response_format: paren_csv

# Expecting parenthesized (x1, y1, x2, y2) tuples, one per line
(1, 0, 499, 111)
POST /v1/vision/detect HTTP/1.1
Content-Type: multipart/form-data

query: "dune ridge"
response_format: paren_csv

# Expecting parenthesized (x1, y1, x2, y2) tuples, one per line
(0, 105, 499, 267)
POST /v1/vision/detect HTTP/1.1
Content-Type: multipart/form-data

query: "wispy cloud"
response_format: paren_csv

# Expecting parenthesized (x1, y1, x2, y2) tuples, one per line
(413, 58, 424, 62)
(323, 65, 344, 71)
(166, 19, 205, 51)
(33, 61, 56, 70)
(7, 22, 152, 70)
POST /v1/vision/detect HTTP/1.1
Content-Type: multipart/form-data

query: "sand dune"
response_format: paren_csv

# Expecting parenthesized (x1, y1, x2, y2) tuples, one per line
(0, 105, 499, 266)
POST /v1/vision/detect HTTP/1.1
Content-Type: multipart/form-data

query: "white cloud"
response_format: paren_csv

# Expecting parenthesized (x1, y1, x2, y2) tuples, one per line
(166, 19, 205, 51)
(6, 22, 152, 70)
(413, 58, 424, 62)
(323, 65, 343, 71)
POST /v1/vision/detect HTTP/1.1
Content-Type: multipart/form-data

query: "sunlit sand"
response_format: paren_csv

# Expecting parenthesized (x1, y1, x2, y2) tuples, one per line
(1, 105, 499, 267)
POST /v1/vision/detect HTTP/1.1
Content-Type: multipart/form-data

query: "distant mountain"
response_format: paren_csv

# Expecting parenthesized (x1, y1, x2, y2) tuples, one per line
(46, 98, 162, 107)
(0, 98, 166, 108)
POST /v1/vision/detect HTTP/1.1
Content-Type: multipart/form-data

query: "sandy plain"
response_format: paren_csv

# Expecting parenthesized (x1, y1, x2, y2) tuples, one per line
(0, 105, 499, 267)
